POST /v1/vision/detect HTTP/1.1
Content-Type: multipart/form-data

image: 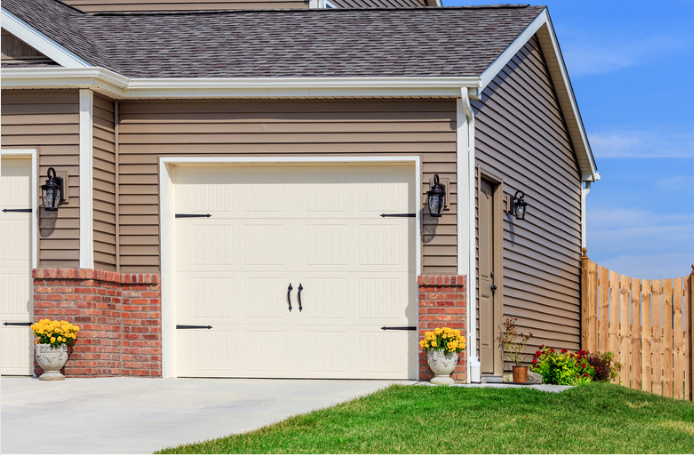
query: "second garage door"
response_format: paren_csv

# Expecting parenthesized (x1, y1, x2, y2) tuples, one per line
(173, 162, 417, 379)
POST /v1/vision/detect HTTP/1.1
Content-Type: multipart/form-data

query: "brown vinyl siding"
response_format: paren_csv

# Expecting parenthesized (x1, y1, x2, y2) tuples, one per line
(93, 95, 117, 271)
(1, 29, 57, 66)
(472, 36, 583, 355)
(329, 0, 426, 7)
(117, 99, 458, 274)
(1, 90, 81, 267)
(61, 0, 308, 12)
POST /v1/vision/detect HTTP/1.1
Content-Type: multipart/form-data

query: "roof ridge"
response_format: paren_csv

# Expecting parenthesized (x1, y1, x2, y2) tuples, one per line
(91, 5, 533, 17)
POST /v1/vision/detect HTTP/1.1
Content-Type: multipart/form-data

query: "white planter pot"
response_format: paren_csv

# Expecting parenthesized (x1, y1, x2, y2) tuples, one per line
(35, 344, 68, 381)
(426, 350, 458, 385)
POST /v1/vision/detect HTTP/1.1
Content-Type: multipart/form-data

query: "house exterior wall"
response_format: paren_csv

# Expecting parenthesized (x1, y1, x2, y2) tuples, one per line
(472, 35, 583, 357)
(1, 29, 57, 66)
(93, 95, 117, 271)
(1, 89, 81, 267)
(117, 98, 459, 275)
(61, 0, 309, 12)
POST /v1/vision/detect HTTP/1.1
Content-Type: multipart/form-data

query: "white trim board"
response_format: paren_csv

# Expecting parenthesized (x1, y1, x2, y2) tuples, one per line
(0, 148, 39, 270)
(1, 8, 92, 68)
(79, 89, 94, 269)
(158, 155, 421, 378)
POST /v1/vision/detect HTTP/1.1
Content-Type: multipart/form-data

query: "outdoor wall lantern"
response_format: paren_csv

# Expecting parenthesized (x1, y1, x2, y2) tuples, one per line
(511, 190, 528, 220)
(427, 174, 446, 217)
(41, 167, 65, 211)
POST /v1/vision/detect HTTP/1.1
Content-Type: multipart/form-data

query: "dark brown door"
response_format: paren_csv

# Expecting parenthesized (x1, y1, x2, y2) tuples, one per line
(479, 179, 496, 374)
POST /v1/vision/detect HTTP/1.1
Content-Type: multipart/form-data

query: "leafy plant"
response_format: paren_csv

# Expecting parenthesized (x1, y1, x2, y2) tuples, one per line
(498, 317, 532, 366)
(31, 319, 80, 348)
(419, 327, 466, 355)
(584, 351, 621, 382)
(532, 346, 594, 385)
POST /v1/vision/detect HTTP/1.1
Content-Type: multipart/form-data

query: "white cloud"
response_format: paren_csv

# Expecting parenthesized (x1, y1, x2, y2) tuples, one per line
(589, 131, 694, 158)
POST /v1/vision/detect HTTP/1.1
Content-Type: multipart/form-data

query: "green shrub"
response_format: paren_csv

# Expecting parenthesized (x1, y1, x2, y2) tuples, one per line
(584, 351, 621, 382)
(532, 346, 594, 385)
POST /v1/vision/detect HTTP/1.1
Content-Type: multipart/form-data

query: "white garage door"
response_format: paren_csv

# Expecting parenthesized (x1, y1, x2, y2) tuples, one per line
(1, 158, 34, 376)
(173, 163, 417, 379)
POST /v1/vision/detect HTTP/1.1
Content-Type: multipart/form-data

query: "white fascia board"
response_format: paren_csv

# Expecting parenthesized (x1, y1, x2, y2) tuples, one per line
(479, 9, 598, 182)
(1, 8, 92, 68)
(1, 68, 481, 99)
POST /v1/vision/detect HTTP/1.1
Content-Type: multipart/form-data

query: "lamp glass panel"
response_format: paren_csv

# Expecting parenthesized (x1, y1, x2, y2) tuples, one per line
(428, 193, 444, 217)
(515, 203, 526, 220)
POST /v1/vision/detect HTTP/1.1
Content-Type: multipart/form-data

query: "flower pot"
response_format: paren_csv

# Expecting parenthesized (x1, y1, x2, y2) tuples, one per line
(35, 344, 68, 381)
(512, 365, 528, 383)
(426, 350, 458, 385)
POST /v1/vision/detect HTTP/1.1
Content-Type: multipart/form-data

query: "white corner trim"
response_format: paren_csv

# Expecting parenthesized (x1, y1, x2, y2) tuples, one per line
(79, 89, 94, 269)
(1, 8, 92, 68)
(0, 148, 39, 270)
(158, 155, 420, 378)
(479, 10, 548, 90)
(581, 181, 591, 249)
(309, 0, 326, 7)
(0, 68, 482, 99)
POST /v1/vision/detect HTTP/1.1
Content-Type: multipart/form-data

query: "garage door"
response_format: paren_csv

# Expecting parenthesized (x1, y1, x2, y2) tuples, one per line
(173, 163, 417, 379)
(1, 157, 34, 376)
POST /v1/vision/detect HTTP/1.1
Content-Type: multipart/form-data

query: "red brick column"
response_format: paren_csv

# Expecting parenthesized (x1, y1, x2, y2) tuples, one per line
(418, 275, 467, 383)
(32, 269, 161, 378)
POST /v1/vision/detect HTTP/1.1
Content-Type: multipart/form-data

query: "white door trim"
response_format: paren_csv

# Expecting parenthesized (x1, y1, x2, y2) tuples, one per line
(158, 155, 421, 378)
(0, 148, 38, 270)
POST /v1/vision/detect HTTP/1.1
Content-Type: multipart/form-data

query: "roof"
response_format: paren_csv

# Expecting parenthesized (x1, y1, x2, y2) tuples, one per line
(2, 0, 544, 78)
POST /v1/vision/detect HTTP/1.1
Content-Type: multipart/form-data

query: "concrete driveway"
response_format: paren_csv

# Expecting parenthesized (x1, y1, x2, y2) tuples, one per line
(1, 376, 408, 454)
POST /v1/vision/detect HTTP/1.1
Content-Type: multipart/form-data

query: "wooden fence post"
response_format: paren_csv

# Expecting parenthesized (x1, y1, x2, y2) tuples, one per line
(690, 265, 694, 400)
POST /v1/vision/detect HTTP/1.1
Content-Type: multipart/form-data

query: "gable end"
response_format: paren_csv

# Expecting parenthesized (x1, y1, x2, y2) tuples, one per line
(1, 29, 59, 67)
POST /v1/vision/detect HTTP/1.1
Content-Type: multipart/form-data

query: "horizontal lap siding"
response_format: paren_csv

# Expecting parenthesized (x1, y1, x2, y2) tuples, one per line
(93, 95, 117, 271)
(62, 0, 308, 12)
(472, 36, 582, 354)
(1, 29, 56, 66)
(1, 90, 80, 267)
(117, 99, 457, 274)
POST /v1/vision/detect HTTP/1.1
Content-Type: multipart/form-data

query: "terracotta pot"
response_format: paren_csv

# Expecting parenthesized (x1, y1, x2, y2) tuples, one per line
(512, 366, 528, 383)
(35, 344, 68, 381)
(426, 350, 458, 385)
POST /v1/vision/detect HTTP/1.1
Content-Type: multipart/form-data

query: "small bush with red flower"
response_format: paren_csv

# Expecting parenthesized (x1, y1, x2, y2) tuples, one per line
(532, 346, 595, 385)
(584, 351, 621, 382)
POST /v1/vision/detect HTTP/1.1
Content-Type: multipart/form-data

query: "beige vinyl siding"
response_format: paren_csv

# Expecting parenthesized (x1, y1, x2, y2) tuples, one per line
(62, 0, 308, 12)
(1, 90, 81, 267)
(117, 99, 458, 274)
(93, 95, 117, 271)
(1, 29, 57, 66)
(329, 0, 427, 7)
(472, 36, 583, 355)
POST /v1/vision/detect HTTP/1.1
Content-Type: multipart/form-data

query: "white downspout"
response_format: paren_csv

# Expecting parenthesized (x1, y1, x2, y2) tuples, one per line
(460, 88, 480, 383)
(581, 181, 591, 248)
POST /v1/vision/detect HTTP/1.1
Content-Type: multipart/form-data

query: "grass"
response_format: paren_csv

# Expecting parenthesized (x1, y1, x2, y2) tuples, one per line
(158, 383, 694, 454)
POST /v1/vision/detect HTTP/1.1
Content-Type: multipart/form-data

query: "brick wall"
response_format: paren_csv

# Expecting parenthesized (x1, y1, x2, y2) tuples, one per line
(32, 269, 161, 377)
(418, 275, 467, 383)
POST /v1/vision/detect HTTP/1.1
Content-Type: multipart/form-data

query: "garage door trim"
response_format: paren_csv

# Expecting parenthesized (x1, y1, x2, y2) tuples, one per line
(159, 156, 421, 378)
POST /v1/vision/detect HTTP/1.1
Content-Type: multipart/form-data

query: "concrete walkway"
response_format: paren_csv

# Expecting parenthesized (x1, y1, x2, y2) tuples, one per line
(1, 377, 408, 454)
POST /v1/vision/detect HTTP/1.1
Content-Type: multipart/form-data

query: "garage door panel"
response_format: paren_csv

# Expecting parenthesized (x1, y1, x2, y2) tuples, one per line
(177, 329, 236, 377)
(1, 157, 33, 376)
(174, 163, 416, 380)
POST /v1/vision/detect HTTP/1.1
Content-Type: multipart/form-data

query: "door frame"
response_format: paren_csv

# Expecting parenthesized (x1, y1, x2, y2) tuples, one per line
(476, 166, 504, 375)
(159, 156, 421, 378)
(1, 148, 39, 376)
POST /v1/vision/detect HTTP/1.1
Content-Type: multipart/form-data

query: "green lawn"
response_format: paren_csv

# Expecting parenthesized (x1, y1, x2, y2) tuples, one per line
(158, 383, 694, 454)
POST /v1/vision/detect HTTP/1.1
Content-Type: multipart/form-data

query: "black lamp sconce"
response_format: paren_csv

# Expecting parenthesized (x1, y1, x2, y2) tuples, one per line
(427, 174, 447, 217)
(511, 190, 528, 220)
(40, 167, 66, 211)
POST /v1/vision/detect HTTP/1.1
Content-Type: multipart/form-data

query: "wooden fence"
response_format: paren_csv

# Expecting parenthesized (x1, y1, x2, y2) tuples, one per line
(581, 248, 694, 400)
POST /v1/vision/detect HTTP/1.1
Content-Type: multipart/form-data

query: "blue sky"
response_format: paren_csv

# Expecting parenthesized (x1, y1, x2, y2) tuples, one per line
(444, 0, 694, 279)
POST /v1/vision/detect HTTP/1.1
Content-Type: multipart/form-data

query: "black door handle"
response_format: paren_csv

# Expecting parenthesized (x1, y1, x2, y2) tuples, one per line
(297, 284, 303, 312)
(287, 283, 293, 312)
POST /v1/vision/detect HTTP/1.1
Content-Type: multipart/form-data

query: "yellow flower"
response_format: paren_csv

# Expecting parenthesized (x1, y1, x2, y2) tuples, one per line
(431, 341, 437, 347)
(435, 328, 442, 335)
(50, 337, 56, 343)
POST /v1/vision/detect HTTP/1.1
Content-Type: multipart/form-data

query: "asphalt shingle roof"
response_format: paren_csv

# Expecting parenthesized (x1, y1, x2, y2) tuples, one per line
(3, 0, 545, 78)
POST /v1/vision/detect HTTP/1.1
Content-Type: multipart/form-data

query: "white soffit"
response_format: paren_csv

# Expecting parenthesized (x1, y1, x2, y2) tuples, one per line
(479, 9, 598, 181)
(1, 8, 92, 68)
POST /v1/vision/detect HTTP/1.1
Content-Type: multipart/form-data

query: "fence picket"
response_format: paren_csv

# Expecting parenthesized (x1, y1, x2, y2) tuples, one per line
(652, 280, 663, 396)
(663, 279, 673, 398)
(674, 277, 684, 400)
(620, 275, 631, 387)
(689, 270, 694, 400)
(641, 279, 652, 392)
(599, 265, 610, 354)
(609, 271, 620, 383)
(589, 261, 599, 353)
(631, 277, 642, 390)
